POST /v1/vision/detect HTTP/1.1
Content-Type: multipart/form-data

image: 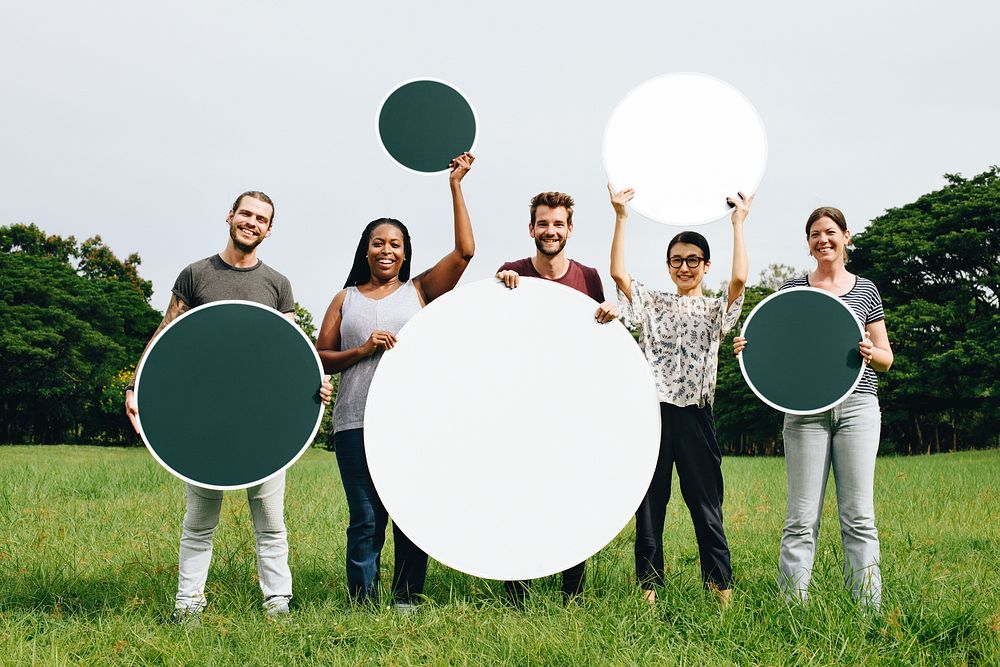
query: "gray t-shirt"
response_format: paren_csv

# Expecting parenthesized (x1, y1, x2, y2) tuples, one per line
(171, 254, 294, 312)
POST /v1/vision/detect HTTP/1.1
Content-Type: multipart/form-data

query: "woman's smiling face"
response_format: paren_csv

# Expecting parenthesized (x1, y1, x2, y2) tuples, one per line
(367, 223, 406, 280)
(808, 216, 851, 264)
(667, 241, 709, 290)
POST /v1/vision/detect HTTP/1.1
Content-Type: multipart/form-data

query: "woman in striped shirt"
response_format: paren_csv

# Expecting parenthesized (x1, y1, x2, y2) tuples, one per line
(735, 206, 893, 609)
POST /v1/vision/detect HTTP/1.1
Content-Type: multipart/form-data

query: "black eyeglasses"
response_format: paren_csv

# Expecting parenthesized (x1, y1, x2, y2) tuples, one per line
(667, 256, 706, 269)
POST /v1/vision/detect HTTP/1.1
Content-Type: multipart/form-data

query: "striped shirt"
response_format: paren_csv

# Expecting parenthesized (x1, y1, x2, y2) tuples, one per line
(780, 275, 885, 396)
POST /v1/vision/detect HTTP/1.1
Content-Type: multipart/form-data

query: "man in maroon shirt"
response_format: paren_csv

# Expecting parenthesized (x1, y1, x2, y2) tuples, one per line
(495, 191, 618, 602)
(497, 191, 618, 321)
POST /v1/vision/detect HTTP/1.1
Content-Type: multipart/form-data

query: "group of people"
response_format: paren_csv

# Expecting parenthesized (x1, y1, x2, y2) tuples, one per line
(125, 152, 893, 621)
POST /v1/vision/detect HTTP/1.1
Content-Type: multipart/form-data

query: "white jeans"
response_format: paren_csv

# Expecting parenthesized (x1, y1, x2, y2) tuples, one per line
(779, 393, 882, 608)
(175, 472, 292, 610)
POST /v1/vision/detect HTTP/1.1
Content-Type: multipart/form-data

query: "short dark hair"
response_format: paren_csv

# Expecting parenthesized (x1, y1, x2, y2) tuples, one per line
(231, 191, 275, 225)
(343, 218, 413, 288)
(667, 231, 711, 262)
(529, 192, 574, 226)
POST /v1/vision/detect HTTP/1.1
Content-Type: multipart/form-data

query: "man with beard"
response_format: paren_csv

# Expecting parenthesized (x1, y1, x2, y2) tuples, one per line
(125, 191, 333, 623)
(495, 191, 618, 603)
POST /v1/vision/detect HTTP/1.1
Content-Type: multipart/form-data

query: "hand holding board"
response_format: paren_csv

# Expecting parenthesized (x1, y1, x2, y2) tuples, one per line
(135, 301, 325, 489)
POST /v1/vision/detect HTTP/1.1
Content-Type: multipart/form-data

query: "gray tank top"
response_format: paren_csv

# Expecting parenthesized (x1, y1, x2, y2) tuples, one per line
(332, 281, 422, 433)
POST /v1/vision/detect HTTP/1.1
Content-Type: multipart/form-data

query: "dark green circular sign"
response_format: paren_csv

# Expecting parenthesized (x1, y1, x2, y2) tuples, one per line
(135, 301, 324, 489)
(739, 287, 864, 414)
(378, 78, 477, 173)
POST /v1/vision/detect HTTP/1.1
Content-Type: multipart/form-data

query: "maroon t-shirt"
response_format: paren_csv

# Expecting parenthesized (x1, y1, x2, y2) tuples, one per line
(497, 258, 606, 302)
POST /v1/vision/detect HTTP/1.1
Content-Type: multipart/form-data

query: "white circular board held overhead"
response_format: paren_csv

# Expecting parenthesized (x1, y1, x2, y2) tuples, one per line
(364, 278, 661, 581)
(603, 72, 768, 226)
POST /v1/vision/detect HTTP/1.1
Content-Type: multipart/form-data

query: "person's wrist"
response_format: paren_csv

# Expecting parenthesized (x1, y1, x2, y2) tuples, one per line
(125, 384, 135, 394)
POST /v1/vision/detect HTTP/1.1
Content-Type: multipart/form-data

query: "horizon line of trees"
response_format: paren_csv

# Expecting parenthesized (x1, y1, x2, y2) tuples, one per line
(713, 167, 999, 455)
(1, 225, 159, 444)
(2, 167, 997, 453)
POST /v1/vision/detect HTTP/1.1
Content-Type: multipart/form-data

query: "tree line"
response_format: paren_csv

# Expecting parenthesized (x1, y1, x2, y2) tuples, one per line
(1, 225, 160, 443)
(2, 168, 997, 452)
(713, 167, 999, 455)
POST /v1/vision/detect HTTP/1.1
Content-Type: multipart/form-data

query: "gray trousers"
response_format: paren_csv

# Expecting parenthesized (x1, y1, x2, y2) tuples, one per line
(779, 393, 882, 608)
(175, 472, 292, 610)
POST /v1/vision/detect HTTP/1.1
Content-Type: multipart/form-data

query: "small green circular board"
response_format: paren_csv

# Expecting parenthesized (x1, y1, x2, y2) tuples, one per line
(377, 78, 477, 174)
(739, 287, 864, 415)
(134, 301, 324, 489)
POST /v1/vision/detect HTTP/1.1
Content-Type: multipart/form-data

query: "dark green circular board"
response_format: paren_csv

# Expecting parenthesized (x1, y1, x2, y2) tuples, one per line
(378, 78, 477, 174)
(135, 301, 324, 489)
(739, 287, 864, 414)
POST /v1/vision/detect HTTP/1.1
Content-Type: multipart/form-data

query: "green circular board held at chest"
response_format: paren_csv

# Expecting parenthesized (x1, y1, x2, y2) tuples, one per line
(134, 301, 324, 490)
(377, 78, 477, 174)
(739, 287, 864, 415)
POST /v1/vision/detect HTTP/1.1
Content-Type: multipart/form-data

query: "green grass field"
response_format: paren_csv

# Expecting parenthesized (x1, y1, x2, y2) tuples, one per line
(1, 446, 997, 666)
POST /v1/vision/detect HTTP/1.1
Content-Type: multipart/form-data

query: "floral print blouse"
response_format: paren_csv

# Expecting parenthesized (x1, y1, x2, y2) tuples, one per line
(619, 280, 744, 408)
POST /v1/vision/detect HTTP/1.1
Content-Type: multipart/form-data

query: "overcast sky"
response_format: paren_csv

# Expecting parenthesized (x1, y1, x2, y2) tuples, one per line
(3, 1, 998, 320)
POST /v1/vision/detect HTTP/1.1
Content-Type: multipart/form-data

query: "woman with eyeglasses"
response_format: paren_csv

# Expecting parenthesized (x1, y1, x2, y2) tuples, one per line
(733, 207, 892, 609)
(609, 184, 753, 608)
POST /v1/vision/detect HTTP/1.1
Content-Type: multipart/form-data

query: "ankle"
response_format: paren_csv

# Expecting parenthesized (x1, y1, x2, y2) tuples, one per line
(711, 586, 733, 608)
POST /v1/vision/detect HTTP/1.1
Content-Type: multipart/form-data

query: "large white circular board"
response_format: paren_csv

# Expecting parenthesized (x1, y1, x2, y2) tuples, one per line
(364, 278, 661, 580)
(603, 72, 768, 226)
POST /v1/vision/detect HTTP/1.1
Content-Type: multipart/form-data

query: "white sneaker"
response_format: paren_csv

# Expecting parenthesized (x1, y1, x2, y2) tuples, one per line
(394, 602, 421, 616)
(264, 595, 291, 617)
(169, 606, 202, 627)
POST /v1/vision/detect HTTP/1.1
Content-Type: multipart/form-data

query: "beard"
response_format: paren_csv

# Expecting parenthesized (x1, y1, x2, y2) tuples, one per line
(230, 225, 265, 253)
(534, 236, 567, 257)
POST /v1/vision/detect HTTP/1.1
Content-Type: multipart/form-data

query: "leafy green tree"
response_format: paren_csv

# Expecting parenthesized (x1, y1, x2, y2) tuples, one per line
(0, 223, 77, 263)
(850, 167, 1000, 453)
(294, 302, 317, 340)
(78, 235, 152, 300)
(756, 263, 799, 291)
(713, 267, 796, 455)
(293, 301, 337, 449)
(1, 225, 160, 444)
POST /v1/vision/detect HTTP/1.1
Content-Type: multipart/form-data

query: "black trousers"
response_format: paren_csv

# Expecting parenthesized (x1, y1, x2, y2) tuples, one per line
(504, 560, 585, 603)
(635, 403, 732, 590)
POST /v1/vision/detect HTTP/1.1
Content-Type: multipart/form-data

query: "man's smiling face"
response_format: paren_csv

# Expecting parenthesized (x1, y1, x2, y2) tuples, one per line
(227, 196, 273, 252)
(530, 205, 573, 257)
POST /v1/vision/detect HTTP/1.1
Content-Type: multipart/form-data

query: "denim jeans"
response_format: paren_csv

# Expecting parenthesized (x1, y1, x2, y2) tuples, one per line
(176, 472, 291, 611)
(780, 392, 882, 608)
(334, 428, 427, 603)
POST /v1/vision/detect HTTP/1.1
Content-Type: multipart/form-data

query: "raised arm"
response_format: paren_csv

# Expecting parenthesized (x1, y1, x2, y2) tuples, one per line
(413, 152, 476, 304)
(608, 183, 635, 303)
(726, 191, 753, 308)
(124, 293, 191, 433)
